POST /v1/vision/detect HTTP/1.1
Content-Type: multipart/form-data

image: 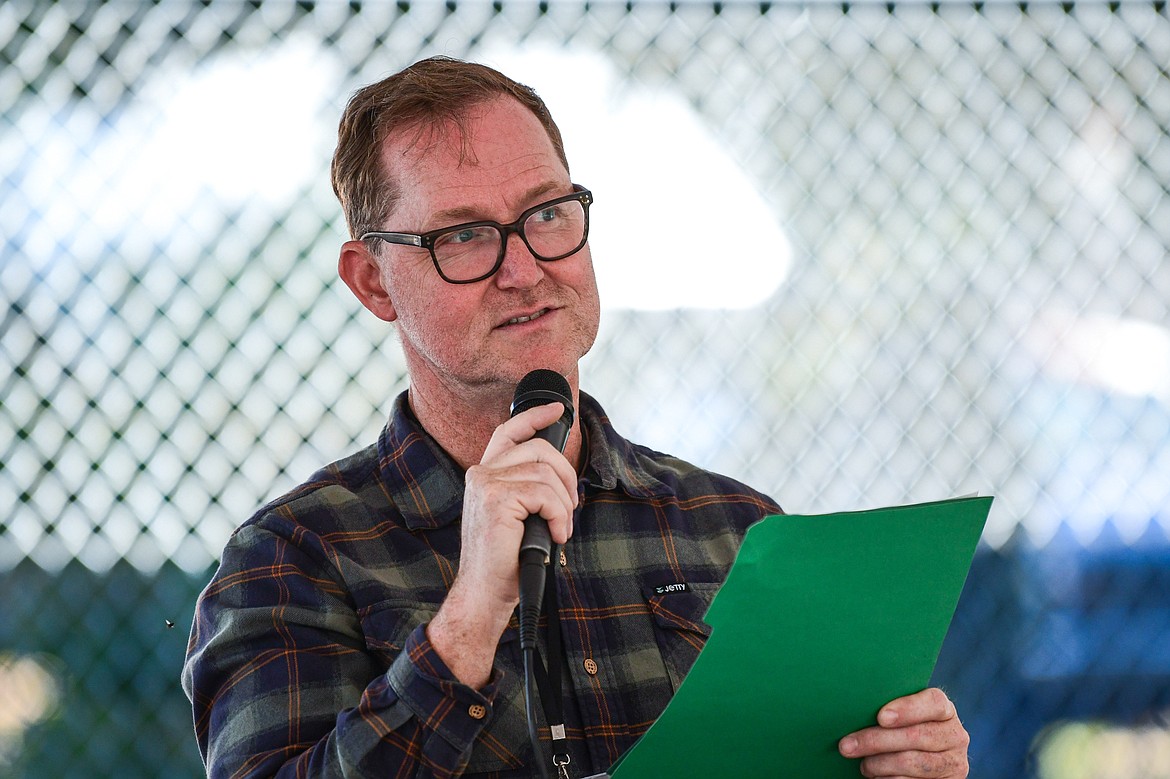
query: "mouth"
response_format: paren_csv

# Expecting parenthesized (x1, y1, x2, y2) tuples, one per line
(503, 308, 551, 326)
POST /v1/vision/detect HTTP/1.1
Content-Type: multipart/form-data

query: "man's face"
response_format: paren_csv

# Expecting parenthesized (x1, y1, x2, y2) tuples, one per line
(368, 96, 601, 394)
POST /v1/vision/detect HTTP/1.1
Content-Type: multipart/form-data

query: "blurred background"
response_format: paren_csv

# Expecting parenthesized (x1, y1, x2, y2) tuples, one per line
(2, 1, 1169, 777)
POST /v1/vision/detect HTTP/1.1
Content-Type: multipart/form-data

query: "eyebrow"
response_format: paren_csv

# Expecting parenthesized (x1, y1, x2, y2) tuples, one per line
(425, 181, 567, 229)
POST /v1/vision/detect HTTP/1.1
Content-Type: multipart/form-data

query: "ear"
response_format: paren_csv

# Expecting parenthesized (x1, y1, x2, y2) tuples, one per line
(338, 239, 397, 322)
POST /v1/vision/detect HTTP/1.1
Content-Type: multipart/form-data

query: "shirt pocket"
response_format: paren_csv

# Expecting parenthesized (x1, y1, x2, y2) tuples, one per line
(644, 582, 720, 692)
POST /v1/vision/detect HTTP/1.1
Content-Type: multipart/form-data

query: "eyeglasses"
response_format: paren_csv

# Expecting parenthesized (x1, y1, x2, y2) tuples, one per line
(361, 185, 593, 284)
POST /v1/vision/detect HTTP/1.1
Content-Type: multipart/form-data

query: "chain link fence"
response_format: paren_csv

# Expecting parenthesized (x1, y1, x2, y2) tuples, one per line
(3, 1, 1169, 777)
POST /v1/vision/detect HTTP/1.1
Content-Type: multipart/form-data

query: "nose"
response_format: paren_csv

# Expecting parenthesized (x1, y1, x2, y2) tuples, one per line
(493, 231, 544, 289)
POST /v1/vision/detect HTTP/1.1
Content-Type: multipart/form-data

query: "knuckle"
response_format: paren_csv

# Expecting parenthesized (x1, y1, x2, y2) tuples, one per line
(911, 749, 962, 778)
(956, 725, 971, 750)
(939, 750, 969, 779)
(916, 753, 943, 776)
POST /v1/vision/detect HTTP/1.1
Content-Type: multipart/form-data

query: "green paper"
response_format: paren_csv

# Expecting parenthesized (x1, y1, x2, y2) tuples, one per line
(609, 496, 992, 778)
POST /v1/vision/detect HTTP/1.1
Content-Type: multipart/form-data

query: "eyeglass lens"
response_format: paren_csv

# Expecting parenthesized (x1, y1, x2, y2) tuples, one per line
(433, 199, 587, 281)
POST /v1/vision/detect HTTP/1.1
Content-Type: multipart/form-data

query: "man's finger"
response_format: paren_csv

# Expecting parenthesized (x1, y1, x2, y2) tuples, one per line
(495, 402, 568, 445)
(840, 719, 964, 758)
(877, 688, 957, 727)
(855, 747, 968, 779)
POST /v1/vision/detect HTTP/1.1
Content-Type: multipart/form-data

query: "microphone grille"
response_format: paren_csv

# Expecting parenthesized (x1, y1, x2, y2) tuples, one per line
(511, 369, 572, 416)
(516, 369, 570, 399)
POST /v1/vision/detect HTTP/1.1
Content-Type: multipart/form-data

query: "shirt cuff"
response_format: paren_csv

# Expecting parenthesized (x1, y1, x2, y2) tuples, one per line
(386, 622, 502, 756)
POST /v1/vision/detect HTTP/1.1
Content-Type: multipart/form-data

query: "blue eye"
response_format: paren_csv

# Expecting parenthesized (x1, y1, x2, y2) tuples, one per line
(436, 226, 493, 248)
(534, 206, 560, 223)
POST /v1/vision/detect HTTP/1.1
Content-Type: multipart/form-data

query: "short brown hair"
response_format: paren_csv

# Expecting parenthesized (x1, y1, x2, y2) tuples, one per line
(331, 56, 570, 239)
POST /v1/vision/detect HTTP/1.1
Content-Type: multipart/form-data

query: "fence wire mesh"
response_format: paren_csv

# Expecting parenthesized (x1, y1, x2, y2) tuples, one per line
(2, 1, 1169, 777)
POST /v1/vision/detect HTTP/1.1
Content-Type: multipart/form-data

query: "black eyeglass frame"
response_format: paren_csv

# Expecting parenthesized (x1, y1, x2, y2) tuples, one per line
(361, 185, 594, 284)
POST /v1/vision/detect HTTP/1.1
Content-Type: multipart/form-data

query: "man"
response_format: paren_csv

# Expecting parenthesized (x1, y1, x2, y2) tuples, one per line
(183, 56, 969, 778)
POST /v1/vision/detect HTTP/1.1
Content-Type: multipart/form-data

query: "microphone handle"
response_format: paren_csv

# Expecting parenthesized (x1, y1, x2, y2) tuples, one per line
(520, 514, 552, 559)
(516, 414, 568, 646)
(510, 373, 574, 652)
(515, 404, 572, 560)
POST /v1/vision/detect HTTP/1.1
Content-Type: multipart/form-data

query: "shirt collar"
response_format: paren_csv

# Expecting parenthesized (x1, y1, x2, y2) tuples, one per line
(377, 393, 466, 531)
(378, 389, 674, 532)
(576, 392, 674, 501)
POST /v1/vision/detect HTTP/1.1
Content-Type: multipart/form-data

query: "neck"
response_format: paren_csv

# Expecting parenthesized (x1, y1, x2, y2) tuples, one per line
(406, 367, 585, 472)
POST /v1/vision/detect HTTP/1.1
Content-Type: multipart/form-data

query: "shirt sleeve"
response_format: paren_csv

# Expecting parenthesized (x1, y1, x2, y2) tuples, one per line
(181, 518, 499, 778)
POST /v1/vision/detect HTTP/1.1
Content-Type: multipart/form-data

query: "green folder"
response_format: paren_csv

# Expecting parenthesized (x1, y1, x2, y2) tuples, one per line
(609, 495, 992, 778)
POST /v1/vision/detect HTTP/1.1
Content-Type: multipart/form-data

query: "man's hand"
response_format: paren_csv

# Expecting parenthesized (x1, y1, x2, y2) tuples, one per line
(427, 402, 578, 688)
(838, 688, 969, 778)
(455, 402, 577, 610)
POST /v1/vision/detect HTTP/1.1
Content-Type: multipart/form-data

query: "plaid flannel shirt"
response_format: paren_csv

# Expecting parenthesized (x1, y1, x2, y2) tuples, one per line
(182, 391, 780, 778)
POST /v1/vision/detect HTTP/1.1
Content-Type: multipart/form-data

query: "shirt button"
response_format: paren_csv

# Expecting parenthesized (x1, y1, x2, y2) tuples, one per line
(584, 658, 598, 675)
(468, 704, 487, 720)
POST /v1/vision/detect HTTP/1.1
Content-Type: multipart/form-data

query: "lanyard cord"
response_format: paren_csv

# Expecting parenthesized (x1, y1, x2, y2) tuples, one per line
(523, 646, 550, 779)
(529, 544, 571, 777)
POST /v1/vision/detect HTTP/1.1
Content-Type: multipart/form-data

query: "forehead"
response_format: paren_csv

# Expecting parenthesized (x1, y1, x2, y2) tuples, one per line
(379, 96, 570, 220)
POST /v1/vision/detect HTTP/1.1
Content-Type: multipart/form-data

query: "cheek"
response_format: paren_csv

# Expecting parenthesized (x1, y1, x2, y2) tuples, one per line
(385, 260, 433, 323)
(392, 280, 481, 349)
(576, 254, 602, 326)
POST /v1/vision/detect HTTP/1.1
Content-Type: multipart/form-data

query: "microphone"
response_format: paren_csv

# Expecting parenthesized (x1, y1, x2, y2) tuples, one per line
(512, 370, 574, 779)
(510, 369, 574, 652)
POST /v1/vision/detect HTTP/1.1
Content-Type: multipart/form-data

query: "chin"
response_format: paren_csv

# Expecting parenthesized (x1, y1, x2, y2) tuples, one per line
(506, 355, 580, 386)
